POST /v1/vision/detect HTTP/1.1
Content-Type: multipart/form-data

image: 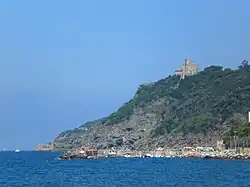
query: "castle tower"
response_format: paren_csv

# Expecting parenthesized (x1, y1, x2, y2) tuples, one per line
(184, 58, 191, 64)
(175, 58, 199, 79)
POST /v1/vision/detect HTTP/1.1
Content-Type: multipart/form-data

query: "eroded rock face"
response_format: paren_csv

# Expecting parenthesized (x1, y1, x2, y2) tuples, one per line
(52, 102, 162, 151)
(52, 100, 246, 152)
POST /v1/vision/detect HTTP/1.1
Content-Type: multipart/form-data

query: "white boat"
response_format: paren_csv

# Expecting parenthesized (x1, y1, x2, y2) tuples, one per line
(15, 149, 20, 153)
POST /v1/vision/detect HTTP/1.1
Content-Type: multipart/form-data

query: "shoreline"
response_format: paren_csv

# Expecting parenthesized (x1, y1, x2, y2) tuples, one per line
(58, 153, 250, 161)
(58, 156, 250, 161)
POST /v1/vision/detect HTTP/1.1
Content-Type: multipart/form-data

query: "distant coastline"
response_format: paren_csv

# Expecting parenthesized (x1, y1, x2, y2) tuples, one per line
(34, 143, 54, 152)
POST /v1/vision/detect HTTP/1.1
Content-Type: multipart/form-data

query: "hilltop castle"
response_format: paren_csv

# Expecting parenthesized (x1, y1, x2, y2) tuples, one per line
(175, 58, 199, 79)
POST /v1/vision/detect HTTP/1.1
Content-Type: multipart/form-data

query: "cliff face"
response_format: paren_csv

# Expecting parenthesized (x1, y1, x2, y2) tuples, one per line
(52, 65, 250, 151)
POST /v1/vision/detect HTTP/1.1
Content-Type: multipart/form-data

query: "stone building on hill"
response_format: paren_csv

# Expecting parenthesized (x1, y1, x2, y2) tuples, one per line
(175, 58, 199, 79)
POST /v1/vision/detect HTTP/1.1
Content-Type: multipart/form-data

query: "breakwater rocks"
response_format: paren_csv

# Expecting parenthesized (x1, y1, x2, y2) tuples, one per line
(58, 150, 100, 160)
(202, 155, 250, 160)
(59, 152, 88, 160)
(58, 150, 250, 160)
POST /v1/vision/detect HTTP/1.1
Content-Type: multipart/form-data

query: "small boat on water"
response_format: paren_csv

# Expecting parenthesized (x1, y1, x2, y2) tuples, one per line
(15, 149, 20, 153)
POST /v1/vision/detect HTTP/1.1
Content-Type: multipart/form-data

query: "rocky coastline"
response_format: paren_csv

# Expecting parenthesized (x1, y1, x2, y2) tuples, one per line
(202, 155, 250, 160)
(58, 148, 250, 161)
(59, 153, 250, 161)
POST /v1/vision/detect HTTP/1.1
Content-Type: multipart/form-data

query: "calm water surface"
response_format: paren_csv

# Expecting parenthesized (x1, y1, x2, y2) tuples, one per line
(0, 151, 250, 187)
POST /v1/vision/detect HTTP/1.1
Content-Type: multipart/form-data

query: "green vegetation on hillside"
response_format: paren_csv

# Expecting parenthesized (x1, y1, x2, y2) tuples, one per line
(56, 62, 250, 144)
(104, 63, 250, 137)
(223, 122, 250, 147)
(105, 63, 250, 136)
(153, 65, 250, 136)
(106, 75, 180, 124)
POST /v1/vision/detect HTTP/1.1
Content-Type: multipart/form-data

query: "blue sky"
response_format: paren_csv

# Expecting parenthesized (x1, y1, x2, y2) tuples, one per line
(0, 0, 250, 150)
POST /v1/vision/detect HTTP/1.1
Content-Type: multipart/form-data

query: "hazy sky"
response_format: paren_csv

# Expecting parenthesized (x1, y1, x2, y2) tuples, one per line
(0, 0, 250, 150)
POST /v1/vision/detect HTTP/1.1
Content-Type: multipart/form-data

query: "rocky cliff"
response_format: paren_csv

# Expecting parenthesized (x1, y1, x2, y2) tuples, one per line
(52, 64, 250, 151)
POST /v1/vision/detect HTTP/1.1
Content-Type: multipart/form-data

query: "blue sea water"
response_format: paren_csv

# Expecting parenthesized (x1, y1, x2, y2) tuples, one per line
(0, 152, 250, 187)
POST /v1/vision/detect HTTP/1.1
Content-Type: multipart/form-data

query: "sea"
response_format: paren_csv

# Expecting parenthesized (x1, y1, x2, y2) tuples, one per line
(0, 151, 250, 187)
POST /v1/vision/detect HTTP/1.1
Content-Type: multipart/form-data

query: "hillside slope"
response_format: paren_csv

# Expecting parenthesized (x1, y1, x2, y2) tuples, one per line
(52, 65, 250, 151)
